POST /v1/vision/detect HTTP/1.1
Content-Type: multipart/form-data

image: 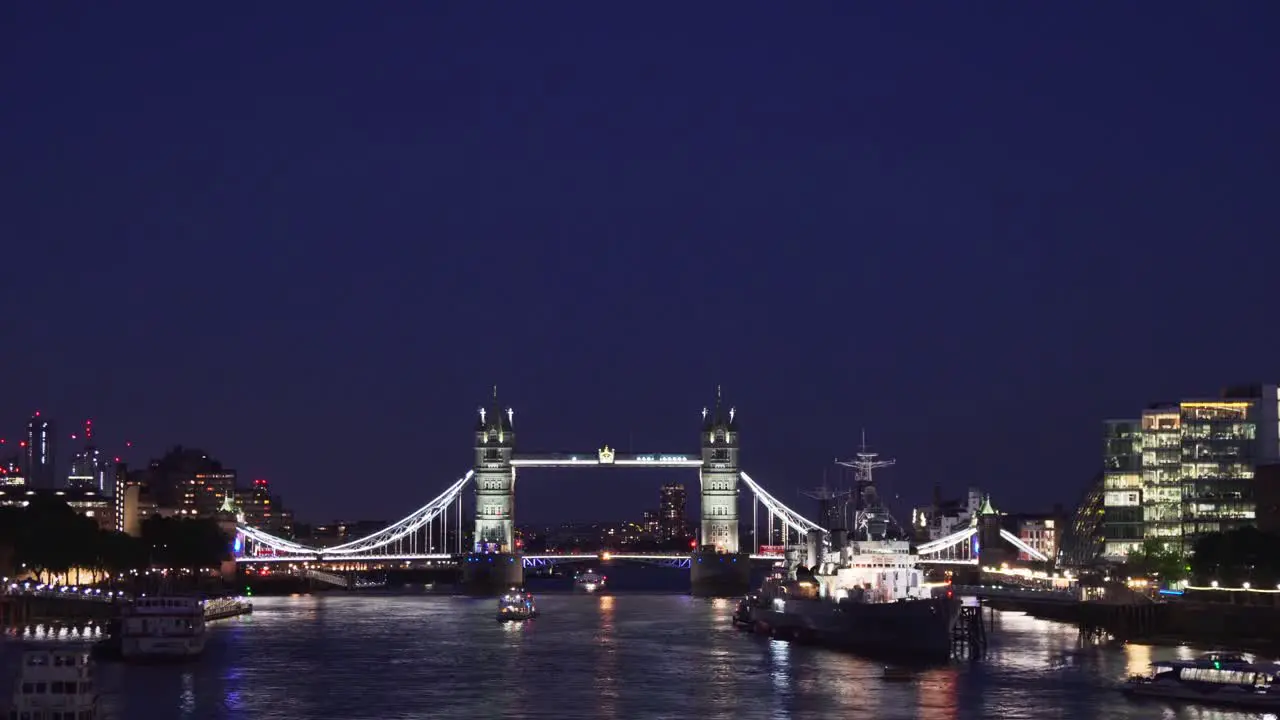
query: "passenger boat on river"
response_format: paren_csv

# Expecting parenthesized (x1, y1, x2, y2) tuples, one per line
(6, 648, 100, 719)
(1122, 652, 1280, 710)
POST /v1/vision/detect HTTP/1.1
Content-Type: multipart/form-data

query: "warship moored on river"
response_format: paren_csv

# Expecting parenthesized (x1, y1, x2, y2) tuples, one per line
(736, 434, 961, 662)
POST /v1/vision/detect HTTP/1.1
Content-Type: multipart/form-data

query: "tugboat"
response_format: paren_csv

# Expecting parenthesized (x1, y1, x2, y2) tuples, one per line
(739, 436, 961, 662)
(497, 588, 538, 622)
(7, 648, 101, 718)
(574, 570, 606, 593)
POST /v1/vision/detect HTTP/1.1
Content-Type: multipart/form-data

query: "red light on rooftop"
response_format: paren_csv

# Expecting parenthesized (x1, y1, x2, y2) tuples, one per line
(126, 442, 133, 448)
(19, 441, 27, 448)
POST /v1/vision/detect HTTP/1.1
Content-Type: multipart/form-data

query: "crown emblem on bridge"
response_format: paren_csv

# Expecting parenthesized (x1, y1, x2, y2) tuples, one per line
(598, 445, 615, 464)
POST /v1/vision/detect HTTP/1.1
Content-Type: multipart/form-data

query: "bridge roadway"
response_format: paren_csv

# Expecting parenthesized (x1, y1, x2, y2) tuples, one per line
(235, 552, 788, 567)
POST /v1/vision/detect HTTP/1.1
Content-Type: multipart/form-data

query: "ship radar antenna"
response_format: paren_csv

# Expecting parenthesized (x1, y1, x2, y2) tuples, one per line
(836, 430, 896, 487)
(834, 430, 900, 541)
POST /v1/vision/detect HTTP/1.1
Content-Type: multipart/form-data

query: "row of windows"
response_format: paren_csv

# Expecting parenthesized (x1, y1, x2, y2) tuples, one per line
(18, 681, 92, 695)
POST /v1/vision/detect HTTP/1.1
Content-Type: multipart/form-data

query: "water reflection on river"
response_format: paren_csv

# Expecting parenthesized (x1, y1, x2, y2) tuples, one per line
(1, 593, 1276, 719)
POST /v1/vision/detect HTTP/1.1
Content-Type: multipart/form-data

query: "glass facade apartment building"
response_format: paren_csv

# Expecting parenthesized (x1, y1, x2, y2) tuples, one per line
(1101, 384, 1280, 561)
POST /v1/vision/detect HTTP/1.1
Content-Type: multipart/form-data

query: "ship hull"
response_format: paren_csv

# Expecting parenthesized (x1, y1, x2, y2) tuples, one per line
(748, 596, 961, 663)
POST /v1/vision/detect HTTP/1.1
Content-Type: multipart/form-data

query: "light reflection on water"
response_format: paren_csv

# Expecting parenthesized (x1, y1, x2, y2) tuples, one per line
(0, 595, 1273, 719)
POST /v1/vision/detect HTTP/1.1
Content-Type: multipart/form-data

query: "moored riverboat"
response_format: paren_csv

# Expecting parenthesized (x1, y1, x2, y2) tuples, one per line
(7, 648, 100, 719)
(120, 596, 206, 661)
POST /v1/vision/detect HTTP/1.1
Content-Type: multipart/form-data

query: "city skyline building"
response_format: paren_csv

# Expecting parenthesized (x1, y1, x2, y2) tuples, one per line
(235, 478, 293, 536)
(659, 482, 686, 541)
(187, 470, 237, 518)
(67, 419, 111, 493)
(24, 412, 56, 489)
(1102, 383, 1280, 560)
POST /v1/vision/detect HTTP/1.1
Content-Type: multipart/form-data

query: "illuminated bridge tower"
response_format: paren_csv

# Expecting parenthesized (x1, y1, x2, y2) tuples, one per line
(691, 387, 751, 596)
(461, 387, 523, 595)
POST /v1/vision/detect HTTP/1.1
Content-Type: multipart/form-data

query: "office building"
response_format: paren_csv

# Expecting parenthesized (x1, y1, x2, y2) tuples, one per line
(24, 413, 56, 489)
(1102, 384, 1280, 561)
(144, 446, 229, 513)
(120, 483, 163, 537)
(67, 419, 111, 493)
(1013, 512, 1063, 563)
(658, 482, 686, 541)
(185, 471, 237, 518)
(68, 446, 111, 492)
(113, 463, 151, 533)
(235, 478, 292, 536)
(1102, 419, 1143, 559)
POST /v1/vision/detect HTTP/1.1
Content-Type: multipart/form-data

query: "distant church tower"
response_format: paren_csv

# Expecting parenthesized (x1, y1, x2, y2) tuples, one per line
(472, 387, 516, 553)
(699, 387, 740, 553)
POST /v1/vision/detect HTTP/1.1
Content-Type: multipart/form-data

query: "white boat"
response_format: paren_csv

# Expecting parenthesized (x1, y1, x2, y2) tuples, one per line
(120, 595, 207, 661)
(497, 589, 538, 622)
(7, 648, 100, 719)
(574, 570, 606, 593)
(1122, 652, 1280, 709)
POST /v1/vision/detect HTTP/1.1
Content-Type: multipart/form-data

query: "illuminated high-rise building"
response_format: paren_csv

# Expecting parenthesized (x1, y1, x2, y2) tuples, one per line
(68, 420, 110, 492)
(1102, 383, 1280, 560)
(235, 478, 291, 535)
(25, 412, 56, 489)
(658, 482, 686, 541)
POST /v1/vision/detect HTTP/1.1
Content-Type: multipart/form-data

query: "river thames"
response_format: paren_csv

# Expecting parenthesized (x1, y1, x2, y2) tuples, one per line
(1, 591, 1274, 719)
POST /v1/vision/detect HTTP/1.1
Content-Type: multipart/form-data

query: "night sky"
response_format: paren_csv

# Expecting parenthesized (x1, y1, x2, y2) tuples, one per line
(3, 4, 1278, 526)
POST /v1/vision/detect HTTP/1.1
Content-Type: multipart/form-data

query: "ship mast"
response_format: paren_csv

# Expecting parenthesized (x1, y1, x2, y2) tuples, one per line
(802, 470, 852, 532)
(835, 430, 899, 540)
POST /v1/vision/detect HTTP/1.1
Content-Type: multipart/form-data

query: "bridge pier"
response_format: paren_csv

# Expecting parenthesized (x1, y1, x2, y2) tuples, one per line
(460, 553, 524, 596)
(689, 550, 751, 597)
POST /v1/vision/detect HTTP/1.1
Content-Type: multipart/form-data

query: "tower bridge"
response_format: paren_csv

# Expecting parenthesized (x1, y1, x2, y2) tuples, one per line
(235, 388, 825, 595)
(232, 389, 1048, 594)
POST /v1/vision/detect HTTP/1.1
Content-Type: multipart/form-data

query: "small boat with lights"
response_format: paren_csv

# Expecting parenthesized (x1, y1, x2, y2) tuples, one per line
(497, 589, 538, 622)
(574, 570, 607, 593)
(1122, 652, 1280, 709)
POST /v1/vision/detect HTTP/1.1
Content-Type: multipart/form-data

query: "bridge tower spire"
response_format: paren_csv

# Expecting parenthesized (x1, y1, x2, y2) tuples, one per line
(699, 386, 740, 553)
(473, 386, 516, 554)
(463, 387, 524, 595)
(692, 386, 751, 595)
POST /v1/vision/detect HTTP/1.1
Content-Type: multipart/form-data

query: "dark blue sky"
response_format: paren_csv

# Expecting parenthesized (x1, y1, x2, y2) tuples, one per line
(3, 4, 1277, 525)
